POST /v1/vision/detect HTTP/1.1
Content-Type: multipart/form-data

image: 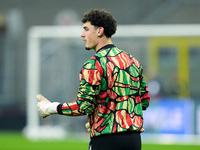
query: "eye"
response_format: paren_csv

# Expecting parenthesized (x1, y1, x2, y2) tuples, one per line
(83, 26, 89, 31)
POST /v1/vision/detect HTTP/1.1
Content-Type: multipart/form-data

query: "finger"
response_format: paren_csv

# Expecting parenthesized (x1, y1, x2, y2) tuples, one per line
(37, 94, 42, 102)
(87, 128, 91, 133)
(37, 102, 40, 111)
(85, 122, 90, 129)
(37, 94, 49, 103)
(38, 108, 47, 118)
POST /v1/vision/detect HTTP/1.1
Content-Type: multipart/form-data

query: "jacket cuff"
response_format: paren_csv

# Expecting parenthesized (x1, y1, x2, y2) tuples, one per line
(57, 103, 63, 115)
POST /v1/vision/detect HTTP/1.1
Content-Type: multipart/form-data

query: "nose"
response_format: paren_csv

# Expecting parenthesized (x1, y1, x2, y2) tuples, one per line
(81, 30, 85, 37)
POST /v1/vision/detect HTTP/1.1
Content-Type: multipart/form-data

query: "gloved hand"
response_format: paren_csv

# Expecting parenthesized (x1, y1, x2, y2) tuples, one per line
(85, 122, 91, 133)
(37, 94, 60, 118)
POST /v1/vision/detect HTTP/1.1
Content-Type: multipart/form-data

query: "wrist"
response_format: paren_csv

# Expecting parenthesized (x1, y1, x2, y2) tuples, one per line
(48, 102, 60, 115)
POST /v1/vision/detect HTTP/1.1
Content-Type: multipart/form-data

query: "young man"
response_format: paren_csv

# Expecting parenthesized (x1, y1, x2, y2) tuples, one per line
(37, 9, 150, 150)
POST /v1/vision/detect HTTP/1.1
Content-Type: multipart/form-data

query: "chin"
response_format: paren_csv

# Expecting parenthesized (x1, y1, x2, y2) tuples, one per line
(85, 47, 92, 50)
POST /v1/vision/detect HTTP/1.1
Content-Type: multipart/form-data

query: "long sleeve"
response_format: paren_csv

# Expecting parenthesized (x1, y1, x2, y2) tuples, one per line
(57, 101, 83, 116)
(57, 59, 101, 116)
(139, 66, 150, 110)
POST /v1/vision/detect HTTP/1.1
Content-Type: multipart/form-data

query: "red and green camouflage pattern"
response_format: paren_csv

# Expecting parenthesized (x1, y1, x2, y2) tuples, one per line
(61, 45, 150, 137)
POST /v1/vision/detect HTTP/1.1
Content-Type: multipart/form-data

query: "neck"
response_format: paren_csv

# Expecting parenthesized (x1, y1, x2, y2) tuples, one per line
(94, 37, 113, 52)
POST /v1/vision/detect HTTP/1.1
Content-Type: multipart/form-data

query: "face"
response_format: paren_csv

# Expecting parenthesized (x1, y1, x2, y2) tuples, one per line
(81, 21, 99, 50)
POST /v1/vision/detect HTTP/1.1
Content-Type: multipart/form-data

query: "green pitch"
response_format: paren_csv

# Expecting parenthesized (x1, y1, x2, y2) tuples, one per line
(0, 132, 199, 150)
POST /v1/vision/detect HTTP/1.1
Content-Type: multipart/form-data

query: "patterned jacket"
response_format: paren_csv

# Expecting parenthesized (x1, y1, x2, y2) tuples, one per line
(57, 44, 150, 137)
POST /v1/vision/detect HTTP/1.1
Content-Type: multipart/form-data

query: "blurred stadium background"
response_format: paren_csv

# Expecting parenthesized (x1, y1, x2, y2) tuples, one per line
(1, 0, 200, 147)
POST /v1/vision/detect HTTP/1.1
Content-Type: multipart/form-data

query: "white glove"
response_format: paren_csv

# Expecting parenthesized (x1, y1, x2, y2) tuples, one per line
(37, 94, 60, 118)
(85, 122, 91, 133)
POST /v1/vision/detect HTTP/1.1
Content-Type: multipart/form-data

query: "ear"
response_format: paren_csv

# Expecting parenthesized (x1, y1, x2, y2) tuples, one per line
(97, 27, 104, 37)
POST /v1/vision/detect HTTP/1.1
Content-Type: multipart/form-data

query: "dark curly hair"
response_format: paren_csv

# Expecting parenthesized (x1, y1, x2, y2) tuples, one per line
(82, 9, 117, 38)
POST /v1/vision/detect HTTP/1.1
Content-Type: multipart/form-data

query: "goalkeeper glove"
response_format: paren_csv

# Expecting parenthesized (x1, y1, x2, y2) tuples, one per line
(85, 122, 91, 133)
(37, 94, 60, 118)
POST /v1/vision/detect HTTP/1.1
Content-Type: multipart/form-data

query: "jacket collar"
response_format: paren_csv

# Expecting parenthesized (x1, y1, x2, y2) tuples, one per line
(96, 44, 115, 53)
